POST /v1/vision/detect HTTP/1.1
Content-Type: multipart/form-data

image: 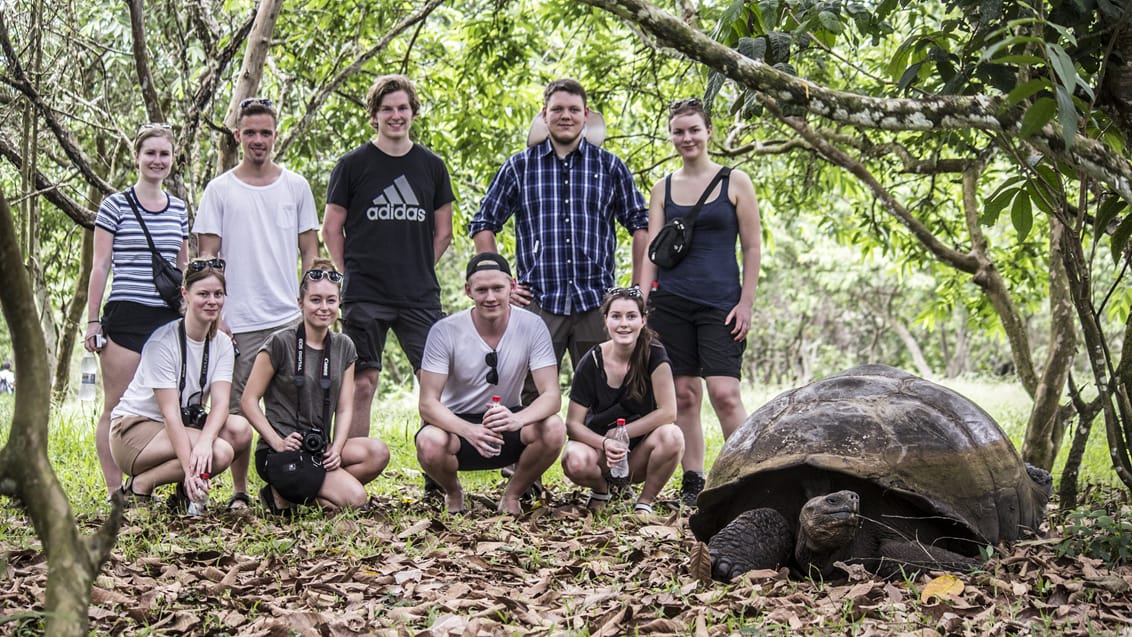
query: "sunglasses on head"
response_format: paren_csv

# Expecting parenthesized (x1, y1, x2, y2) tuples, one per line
(304, 269, 343, 283)
(669, 97, 704, 113)
(605, 285, 642, 299)
(485, 350, 499, 385)
(188, 258, 225, 272)
(239, 97, 273, 111)
(137, 122, 172, 134)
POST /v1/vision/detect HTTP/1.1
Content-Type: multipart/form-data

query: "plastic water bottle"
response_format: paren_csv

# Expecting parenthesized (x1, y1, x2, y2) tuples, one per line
(187, 473, 209, 515)
(610, 418, 630, 480)
(484, 395, 503, 456)
(79, 352, 97, 402)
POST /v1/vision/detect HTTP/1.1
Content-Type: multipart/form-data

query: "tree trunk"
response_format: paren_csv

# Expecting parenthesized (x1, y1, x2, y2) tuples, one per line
(888, 316, 933, 378)
(217, 0, 284, 172)
(52, 227, 92, 403)
(1021, 217, 1076, 468)
(0, 188, 123, 636)
(1058, 222, 1132, 490)
(1060, 378, 1103, 507)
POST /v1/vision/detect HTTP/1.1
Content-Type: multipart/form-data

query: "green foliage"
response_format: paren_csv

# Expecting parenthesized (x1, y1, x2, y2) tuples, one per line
(1056, 505, 1132, 566)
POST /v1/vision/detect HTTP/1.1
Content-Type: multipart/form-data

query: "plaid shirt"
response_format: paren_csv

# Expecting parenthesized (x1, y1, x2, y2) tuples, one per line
(470, 138, 647, 315)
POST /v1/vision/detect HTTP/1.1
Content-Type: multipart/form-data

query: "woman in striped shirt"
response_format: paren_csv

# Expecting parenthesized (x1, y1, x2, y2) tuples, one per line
(85, 124, 189, 499)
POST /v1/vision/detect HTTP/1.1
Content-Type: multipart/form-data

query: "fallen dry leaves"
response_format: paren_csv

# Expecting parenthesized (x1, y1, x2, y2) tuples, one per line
(2, 484, 1131, 636)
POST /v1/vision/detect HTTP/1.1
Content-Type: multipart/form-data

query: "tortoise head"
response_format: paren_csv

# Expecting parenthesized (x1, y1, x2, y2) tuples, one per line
(797, 490, 860, 552)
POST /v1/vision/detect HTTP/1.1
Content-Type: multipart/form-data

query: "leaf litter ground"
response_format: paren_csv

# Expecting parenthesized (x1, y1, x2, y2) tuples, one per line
(2, 478, 1131, 636)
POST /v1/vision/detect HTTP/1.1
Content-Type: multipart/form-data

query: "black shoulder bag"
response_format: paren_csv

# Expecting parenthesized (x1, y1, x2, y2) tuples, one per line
(648, 167, 731, 270)
(124, 188, 183, 310)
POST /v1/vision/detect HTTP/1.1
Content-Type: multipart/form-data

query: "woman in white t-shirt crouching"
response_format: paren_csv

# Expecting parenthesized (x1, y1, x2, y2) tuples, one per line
(109, 258, 253, 510)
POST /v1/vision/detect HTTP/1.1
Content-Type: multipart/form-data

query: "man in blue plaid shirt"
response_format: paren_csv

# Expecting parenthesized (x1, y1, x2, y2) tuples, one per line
(471, 78, 648, 374)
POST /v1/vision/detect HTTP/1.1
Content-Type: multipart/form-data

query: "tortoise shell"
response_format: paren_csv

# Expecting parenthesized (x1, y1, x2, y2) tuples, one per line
(690, 365, 1049, 551)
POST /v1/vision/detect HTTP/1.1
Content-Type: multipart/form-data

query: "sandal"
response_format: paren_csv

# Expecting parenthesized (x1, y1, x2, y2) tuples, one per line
(226, 492, 251, 511)
(586, 490, 612, 510)
(258, 485, 296, 519)
(520, 477, 545, 503)
(118, 477, 155, 508)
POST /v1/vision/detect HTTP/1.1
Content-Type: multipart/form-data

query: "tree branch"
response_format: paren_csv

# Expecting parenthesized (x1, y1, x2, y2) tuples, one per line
(762, 96, 979, 272)
(0, 13, 115, 197)
(0, 133, 93, 227)
(179, 6, 256, 175)
(577, 0, 1132, 204)
(125, 0, 164, 123)
(276, 0, 447, 157)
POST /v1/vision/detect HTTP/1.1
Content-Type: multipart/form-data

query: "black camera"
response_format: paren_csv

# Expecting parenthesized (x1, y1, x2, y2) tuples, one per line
(181, 404, 207, 429)
(302, 426, 326, 454)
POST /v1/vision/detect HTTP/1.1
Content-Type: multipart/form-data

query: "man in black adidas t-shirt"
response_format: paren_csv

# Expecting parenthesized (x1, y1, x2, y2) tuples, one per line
(323, 74, 455, 439)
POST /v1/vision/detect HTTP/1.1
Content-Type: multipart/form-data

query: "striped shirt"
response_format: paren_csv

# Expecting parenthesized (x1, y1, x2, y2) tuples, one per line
(95, 189, 188, 307)
(470, 138, 647, 315)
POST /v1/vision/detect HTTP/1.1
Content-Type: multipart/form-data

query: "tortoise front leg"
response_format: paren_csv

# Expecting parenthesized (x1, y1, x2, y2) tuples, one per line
(707, 508, 794, 582)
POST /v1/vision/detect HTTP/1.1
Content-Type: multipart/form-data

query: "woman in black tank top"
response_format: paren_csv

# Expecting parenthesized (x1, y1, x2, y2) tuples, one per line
(639, 98, 764, 508)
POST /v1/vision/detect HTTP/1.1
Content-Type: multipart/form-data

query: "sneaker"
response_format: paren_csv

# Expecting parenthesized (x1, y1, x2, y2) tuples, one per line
(680, 471, 705, 508)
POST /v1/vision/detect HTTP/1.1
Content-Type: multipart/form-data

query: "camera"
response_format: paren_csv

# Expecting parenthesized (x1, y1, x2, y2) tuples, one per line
(302, 426, 326, 454)
(181, 404, 207, 429)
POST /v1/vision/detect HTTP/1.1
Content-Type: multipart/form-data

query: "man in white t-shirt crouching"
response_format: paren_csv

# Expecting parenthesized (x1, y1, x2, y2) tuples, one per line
(416, 253, 566, 515)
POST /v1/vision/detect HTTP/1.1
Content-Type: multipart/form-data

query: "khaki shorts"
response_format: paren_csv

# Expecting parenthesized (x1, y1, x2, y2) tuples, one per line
(110, 415, 165, 475)
(231, 318, 301, 414)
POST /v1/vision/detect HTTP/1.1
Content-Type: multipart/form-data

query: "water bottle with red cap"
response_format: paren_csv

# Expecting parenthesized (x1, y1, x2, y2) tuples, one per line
(187, 472, 210, 515)
(484, 395, 503, 456)
(609, 418, 630, 484)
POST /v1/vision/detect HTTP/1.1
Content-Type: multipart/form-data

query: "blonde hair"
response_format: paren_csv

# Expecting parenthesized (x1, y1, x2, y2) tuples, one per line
(183, 260, 227, 340)
(300, 258, 342, 299)
(132, 127, 176, 155)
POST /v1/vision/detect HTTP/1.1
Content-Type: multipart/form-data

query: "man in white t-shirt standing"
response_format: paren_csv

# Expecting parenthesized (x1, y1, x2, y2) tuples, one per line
(192, 98, 320, 508)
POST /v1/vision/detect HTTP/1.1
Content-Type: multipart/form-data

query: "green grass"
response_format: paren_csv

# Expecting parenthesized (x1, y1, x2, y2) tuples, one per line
(0, 375, 1121, 520)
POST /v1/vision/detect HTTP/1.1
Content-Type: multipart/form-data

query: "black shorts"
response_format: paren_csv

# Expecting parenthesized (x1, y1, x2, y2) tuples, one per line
(101, 301, 181, 353)
(647, 290, 745, 378)
(342, 302, 442, 372)
(417, 411, 527, 471)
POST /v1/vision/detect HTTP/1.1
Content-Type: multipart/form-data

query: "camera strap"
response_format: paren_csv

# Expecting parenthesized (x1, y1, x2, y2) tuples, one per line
(294, 324, 332, 434)
(178, 319, 210, 407)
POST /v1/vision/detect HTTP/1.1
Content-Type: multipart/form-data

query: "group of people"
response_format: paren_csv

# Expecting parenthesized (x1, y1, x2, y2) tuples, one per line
(82, 75, 761, 516)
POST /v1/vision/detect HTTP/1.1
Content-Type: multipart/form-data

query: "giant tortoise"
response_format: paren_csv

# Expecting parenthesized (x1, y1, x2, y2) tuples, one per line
(690, 365, 1051, 581)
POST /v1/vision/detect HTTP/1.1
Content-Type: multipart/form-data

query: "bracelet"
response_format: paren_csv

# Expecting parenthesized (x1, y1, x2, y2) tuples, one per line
(88, 319, 100, 323)
(601, 439, 608, 452)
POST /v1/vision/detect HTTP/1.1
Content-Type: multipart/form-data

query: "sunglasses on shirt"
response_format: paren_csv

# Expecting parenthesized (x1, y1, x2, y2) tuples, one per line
(485, 350, 499, 385)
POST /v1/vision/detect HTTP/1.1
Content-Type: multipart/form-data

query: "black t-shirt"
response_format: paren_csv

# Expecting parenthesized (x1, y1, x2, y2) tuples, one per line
(326, 142, 455, 308)
(569, 341, 671, 435)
